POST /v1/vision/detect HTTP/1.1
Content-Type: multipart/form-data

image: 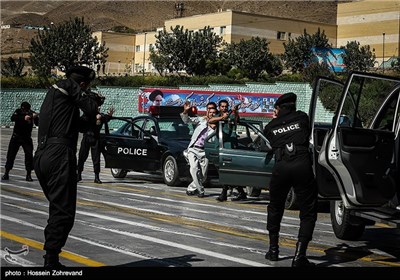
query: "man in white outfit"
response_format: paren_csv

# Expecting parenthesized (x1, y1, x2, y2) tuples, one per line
(180, 101, 217, 198)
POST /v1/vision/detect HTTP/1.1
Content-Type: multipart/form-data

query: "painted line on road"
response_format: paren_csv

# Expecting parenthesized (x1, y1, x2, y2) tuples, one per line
(78, 218, 270, 267)
(2, 206, 269, 267)
(0, 230, 105, 267)
(2, 186, 399, 267)
(1, 214, 169, 266)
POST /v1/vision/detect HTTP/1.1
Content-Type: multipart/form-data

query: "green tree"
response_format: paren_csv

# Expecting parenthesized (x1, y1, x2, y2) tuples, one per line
(302, 61, 335, 88)
(149, 46, 170, 76)
(224, 37, 276, 80)
(153, 25, 190, 75)
(151, 25, 222, 76)
(1, 57, 26, 77)
(341, 41, 376, 73)
(283, 28, 331, 73)
(29, 17, 108, 77)
(186, 27, 222, 75)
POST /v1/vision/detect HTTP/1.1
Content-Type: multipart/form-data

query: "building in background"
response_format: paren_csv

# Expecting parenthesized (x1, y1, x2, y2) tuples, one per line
(132, 1, 398, 75)
(92, 31, 135, 76)
(132, 10, 337, 75)
(4, 0, 397, 76)
(134, 31, 158, 75)
(336, 0, 399, 68)
(164, 10, 337, 54)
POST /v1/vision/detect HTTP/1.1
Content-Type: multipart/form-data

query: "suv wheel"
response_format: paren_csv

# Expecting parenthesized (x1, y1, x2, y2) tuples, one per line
(111, 168, 127, 178)
(330, 200, 365, 240)
(163, 155, 181, 186)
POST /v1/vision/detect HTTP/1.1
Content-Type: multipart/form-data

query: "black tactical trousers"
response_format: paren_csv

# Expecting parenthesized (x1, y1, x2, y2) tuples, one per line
(77, 135, 101, 174)
(267, 153, 318, 243)
(34, 144, 77, 253)
(5, 136, 34, 171)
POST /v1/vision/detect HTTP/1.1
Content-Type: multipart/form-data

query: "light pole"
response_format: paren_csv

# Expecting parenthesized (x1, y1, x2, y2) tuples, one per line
(143, 32, 147, 77)
(382, 32, 385, 73)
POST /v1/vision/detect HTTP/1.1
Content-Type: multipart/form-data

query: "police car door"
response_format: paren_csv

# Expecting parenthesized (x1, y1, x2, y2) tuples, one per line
(217, 121, 274, 188)
(319, 72, 399, 207)
(101, 117, 159, 171)
(309, 76, 344, 199)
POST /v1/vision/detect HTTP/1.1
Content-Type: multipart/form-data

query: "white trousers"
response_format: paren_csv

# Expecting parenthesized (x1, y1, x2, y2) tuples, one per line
(187, 147, 208, 194)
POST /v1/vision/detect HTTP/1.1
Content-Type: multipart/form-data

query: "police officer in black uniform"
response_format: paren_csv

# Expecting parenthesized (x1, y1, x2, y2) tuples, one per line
(263, 92, 318, 267)
(33, 66, 98, 269)
(2, 102, 39, 181)
(77, 101, 114, 184)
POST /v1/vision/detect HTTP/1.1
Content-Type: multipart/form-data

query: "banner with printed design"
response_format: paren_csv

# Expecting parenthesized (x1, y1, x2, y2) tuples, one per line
(139, 88, 282, 117)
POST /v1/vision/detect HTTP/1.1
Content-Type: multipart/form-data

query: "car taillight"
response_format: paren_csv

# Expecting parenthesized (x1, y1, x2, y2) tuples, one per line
(190, 106, 198, 115)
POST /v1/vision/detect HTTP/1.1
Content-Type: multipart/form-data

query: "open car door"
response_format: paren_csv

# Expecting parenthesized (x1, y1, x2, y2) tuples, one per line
(309, 76, 344, 199)
(318, 72, 399, 208)
(100, 117, 161, 171)
(205, 120, 274, 188)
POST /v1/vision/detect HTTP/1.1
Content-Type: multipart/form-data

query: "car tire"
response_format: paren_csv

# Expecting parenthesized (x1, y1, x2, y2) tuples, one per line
(330, 200, 365, 240)
(246, 186, 261, 197)
(111, 168, 127, 178)
(285, 187, 298, 210)
(163, 155, 181, 186)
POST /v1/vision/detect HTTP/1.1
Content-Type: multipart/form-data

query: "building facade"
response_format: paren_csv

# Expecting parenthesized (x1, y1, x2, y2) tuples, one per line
(93, 31, 135, 76)
(336, 0, 399, 67)
(11, 1, 395, 76)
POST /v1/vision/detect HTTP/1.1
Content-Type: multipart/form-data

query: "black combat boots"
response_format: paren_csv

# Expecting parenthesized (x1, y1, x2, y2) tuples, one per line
(216, 187, 228, 202)
(94, 172, 102, 184)
(43, 252, 65, 269)
(265, 233, 279, 261)
(2, 170, 10, 180)
(291, 241, 315, 267)
(1, 170, 10, 181)
(26, 170, 33, 182)
(231, 187, 247, 201)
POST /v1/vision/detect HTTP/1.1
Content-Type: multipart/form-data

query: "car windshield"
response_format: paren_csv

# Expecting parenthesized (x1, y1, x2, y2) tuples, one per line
(157, 118, 194, 140)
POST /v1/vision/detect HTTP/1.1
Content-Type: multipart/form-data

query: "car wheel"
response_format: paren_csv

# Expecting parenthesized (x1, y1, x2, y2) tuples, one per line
(330, 200, 365, 240)
(285, 187, 298, 210)
(111, 168, 127, 178)
(246, 186, 261, 197)
(163, 155, 181, 186)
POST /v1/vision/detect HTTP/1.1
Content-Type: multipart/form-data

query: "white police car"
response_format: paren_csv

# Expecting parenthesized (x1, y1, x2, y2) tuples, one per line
(311, 71, 399, 240)
(202, 71, 399, 240)
(100, 106, 195, 186)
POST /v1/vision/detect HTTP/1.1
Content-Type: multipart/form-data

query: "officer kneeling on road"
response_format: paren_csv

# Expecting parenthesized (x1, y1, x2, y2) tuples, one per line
(263, 92, 318, 267)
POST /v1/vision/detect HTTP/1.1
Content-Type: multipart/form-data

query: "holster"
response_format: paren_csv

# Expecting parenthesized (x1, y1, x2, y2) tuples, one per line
(284, 142, 296, 158)
(275, 143, 308, 162)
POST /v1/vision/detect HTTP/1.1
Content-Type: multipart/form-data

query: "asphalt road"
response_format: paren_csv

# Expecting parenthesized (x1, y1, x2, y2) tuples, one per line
(1, 128, 399, 274)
